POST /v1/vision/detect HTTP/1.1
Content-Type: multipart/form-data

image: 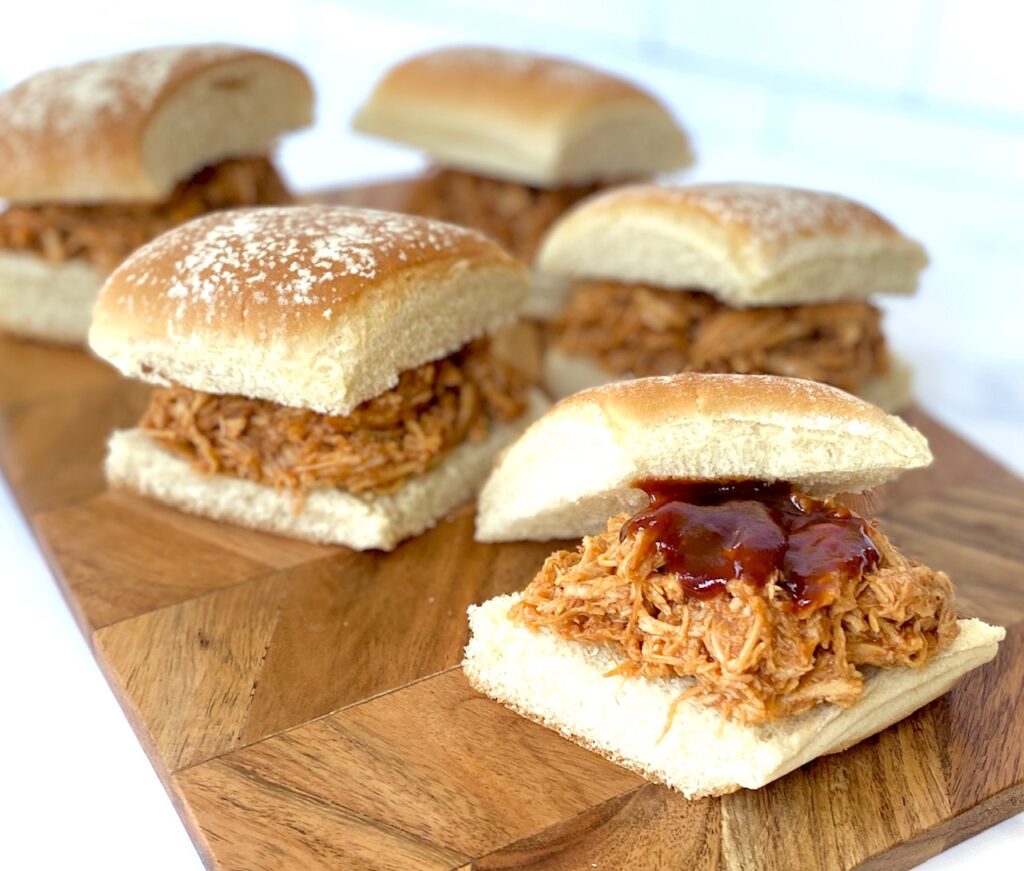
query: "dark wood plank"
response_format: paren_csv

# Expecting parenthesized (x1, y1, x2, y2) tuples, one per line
(0, 379, 149, 515)
(881, 478, 1024, 626)
(177, 755, 469, 871)
(0, 336, 119, 409)
(474, 785, 720, 870)
(93, 523, 556, 769)
(178, 669, 645, 859)
(718, 625, 1022, 870)
(35, 490, 331, 628)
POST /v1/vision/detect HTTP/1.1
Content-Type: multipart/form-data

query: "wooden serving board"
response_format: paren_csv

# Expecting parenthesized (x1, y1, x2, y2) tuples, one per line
(3, 182, 1024, 871)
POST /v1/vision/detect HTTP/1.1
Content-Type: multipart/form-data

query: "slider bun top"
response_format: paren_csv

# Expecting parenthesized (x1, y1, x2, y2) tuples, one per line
(89, 205, 528, 416)
(476, 373, 931, 542)
(0, 45, 313, 204)
(536, 183, 928, 307)
(353, 46, 694, 187)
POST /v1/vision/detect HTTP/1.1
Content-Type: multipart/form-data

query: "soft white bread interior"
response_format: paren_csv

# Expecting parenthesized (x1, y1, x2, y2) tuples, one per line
(353, 47, 694, 187)
(476, 373, 931, 542)
(541, 346, 914, 412)
(536, 183, 928, 307)
(106, 390, 545, 551)
(0, 44, 313, 203)
(89, 206, 529, 416)
(464, 593, 1004, 798)
(0, 252, 103, 343)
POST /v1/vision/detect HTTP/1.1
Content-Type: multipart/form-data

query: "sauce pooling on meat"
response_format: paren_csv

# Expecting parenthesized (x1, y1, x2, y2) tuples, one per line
(621, 480, 880, 612)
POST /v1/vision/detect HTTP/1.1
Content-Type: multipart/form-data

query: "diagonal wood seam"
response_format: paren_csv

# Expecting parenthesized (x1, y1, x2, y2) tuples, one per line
(88, 548, 343, 632)
(231, 597, 283, 752)
(173, 664, 466, 775)
(180, 722, 651, 869)
(467, 783, 652, 866)
(171, 662, 653, 865)
(179, 754, 474, 868)
(855, 781, 1024, 870)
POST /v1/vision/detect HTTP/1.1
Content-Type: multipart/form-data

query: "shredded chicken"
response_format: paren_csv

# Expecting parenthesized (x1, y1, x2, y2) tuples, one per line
(140, 340, 530, 499)
(513, 512, 957, 725)
(406, 167, 605, 261)
(0, 156, 291, 272)
(552, 281, 890, 393)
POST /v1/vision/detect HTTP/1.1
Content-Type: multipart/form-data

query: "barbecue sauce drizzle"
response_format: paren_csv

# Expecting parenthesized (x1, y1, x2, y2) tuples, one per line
(620, 480, 880, 612)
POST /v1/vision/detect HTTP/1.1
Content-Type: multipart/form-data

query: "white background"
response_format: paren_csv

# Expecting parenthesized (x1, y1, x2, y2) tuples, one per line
(1, 1, 1022, 868)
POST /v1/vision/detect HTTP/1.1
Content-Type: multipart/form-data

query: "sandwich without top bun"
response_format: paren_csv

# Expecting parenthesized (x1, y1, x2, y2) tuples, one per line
(465, 374, 1003, 797)
(0, 44, 313, 204)
(466, 595, 1002, 798)
(477, 373, 931, 543)
(0, 45, 313, 344)
(91, 205, 545, 550)
(353, 47, 694, 187)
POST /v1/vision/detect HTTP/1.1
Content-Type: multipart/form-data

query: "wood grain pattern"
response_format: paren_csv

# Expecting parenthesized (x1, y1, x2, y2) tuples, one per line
(1, 179, 1022, 871)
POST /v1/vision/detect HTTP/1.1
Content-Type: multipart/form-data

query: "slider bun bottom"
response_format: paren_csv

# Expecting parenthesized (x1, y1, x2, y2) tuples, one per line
(542, 346, 913, 411)
(105, 390, 546, 552)
(464, 593, 1004, 798)
(0, 252, 103, 344)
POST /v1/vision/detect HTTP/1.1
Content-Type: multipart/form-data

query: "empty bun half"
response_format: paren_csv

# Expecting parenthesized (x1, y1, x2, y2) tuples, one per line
(0, 45, 313, 203)
(107, 391, 544, 551)
(353, 46, 694, 187)
(541, 346, 915, 412)
(536, 183, 928, 307)
(476, 373, 931, 542)
(464, 593, 1004, 798)
(89, 205, 529, 416)
(0, 252, 103, 343)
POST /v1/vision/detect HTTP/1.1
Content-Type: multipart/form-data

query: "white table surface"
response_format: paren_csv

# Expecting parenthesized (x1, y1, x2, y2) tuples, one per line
(2, 8, 1023, 865)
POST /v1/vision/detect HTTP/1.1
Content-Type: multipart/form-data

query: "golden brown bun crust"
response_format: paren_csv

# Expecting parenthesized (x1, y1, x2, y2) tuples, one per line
(476, 373, 932, 542)
(0, 45, 313, 203)
(89, 205, 529, 415)
(93, 205, 516, 339)
(566, 371, 904, 430)
(371, 46, 647, 121)
(537, 183, 928, 306)
(354, 46, 694, 186)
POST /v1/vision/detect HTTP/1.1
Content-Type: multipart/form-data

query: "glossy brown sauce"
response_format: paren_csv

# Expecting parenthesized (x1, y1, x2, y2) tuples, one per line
(621, 480, 880, 611)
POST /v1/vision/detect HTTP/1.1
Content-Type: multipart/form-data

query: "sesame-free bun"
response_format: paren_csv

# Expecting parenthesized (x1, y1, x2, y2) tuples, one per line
(353, 47, 694, 187)
(536, 183, 928, 307)
(0, 252, 103, 343)
(0, 45, 313, 204)
(476, 373, 931, 542)
(464, 593, 1004, 798)
(540, 345, 915, 412)
(89, 205, 529, 416)
(106, 390, 544, 551)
